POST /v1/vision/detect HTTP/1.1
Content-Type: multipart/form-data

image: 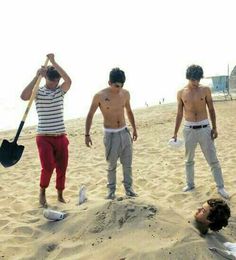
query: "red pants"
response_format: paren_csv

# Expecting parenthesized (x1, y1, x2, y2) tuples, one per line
(36, 135, 69, 190)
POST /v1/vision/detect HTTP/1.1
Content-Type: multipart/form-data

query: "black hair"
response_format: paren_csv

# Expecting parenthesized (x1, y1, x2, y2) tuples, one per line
(46, 66, 61, 81)
(109, 68, 126, 84)
(186, 65, 204, 80)
(207, 198, 231, 231)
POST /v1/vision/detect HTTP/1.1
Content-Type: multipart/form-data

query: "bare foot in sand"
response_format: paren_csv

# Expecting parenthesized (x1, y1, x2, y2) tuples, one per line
(39, 188, 47, 207)
(57, 190, 66, 203)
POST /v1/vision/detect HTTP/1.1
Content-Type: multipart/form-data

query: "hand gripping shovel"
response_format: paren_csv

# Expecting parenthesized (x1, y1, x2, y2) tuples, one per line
(0, 58, 49, 168)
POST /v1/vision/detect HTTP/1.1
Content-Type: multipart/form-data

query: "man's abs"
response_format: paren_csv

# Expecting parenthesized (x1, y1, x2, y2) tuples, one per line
(184, 107, 208, 122)
(103, 114, 126, 129)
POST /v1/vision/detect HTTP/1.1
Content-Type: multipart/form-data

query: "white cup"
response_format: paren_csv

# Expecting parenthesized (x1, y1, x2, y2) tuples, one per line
(43, 209, 66, 221)
(168, 138, 184, 149)
(78, 185, 87, 205)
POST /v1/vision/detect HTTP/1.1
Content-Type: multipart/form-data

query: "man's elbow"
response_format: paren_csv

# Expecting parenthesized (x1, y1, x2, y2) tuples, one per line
(208, 107, 215, 113)
(66, 78, 72, 88)
(86, 113, 93, 122)
(177, 112, 183, 119)
(126, 110, 133, 117)
(20, 93, 29, 101)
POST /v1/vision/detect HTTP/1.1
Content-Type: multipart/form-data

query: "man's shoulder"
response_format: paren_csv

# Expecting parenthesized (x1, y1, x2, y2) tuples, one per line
(121, 88, 129, 95)
(96, 88, 108, 96)
(177, 87, 186, 95)
(199, 85, 211, 91)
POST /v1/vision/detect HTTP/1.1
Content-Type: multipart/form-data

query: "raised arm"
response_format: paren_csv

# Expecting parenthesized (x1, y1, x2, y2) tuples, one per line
(20, 67, 46, 101)
(205, 87, 218, 139)
(125, 91, 137, 141)
(85, 94, 100, 147)
(173, 90, 184, 140)
(47, 53, 72, 92)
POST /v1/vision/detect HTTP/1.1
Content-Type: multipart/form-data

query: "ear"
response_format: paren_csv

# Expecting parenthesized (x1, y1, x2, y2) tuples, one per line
(205, 219, 213, 226)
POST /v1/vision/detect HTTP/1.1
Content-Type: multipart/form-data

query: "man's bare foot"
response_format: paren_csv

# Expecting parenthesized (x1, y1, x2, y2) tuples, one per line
(39, 188, 47, 207)
(57, 190, 66, 203)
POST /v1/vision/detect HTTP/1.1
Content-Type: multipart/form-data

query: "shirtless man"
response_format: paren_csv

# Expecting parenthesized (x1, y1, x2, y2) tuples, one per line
(173, 65, 229, 199)
(85, 68, 138, 199)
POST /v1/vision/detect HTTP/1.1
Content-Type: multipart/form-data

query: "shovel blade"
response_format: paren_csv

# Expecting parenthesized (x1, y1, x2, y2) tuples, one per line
(0, 139, 24, 168)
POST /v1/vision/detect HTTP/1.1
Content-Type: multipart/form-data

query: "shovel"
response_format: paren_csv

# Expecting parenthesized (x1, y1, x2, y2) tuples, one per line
(0, 57, 49, 168)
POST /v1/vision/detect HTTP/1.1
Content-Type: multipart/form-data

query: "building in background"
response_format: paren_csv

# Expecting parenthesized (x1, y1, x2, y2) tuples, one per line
(206, 65, 236, 101)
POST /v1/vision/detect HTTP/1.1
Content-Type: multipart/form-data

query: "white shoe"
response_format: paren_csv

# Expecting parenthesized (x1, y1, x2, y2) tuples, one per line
(218, 188, 229, 199)
(182, 185, 195, 192)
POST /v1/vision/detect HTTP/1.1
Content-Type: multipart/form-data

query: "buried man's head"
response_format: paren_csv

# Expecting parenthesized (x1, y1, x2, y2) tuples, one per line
(194, 198, 231, 234)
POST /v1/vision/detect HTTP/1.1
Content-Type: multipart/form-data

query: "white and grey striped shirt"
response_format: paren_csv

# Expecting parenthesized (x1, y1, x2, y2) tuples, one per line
(35, 85, 66, 134)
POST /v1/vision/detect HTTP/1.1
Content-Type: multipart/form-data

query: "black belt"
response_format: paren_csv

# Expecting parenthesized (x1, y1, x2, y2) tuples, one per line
(187, 124, 209, 129)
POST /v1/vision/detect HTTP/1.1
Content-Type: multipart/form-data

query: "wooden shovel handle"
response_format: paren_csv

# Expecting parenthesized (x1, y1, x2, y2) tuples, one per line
(22, 57, 50, 122)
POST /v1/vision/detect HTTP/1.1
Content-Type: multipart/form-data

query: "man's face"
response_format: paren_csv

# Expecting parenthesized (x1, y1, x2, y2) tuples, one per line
(46, 77, 60, 89)
(189, 79, 200, 87)
(109, 82, 124, 89)
(194, 202, 212, 224)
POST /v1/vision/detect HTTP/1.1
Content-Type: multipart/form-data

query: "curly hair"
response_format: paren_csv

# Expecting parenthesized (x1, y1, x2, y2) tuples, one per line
(46, 66, 61, 81)
(186, 65, 204, 81)
(207, 198, 231, 231)
(109, 68, 126, 84)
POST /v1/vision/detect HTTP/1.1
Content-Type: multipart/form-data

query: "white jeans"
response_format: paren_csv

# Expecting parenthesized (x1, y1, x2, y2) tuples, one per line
(183, 126, 224, 188)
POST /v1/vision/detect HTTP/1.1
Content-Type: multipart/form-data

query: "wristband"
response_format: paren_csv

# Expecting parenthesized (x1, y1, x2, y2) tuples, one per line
(85, 134, 90, 137)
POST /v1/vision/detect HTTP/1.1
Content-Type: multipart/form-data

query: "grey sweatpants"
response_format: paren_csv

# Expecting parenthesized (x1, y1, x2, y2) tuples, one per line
(103, 128, 133, 191)
(183, 126, 224, 189)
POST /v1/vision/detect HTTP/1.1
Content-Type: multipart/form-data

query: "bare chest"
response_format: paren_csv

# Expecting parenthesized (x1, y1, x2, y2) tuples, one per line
(99, 94, 126, 111)
(182, 90, 206, 107)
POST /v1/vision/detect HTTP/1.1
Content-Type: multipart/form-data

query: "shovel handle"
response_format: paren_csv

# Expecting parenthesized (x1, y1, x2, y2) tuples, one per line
(13, 57, 50, 143)
(22, 57, 50, 122)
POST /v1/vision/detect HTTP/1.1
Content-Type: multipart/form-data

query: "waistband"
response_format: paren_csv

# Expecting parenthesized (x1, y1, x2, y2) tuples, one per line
(104, 126, 127, 133)
(186, 125, 209, 129)
(184, 119, 209, 126)
(37, 133, 66, 137)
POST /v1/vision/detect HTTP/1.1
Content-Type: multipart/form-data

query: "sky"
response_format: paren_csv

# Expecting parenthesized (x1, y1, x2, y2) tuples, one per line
(0, 0, 236, 130)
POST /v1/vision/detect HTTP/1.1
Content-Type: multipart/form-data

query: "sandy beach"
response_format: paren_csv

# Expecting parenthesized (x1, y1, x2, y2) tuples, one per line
(0, 101, 236, 260)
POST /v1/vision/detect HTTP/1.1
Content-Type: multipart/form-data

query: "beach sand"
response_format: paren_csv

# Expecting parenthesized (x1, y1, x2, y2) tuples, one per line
(0, 101, 236, 260)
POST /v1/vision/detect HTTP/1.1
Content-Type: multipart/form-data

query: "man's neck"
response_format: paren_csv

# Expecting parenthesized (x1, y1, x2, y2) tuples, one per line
(46, 85, 58, 90)
(109, 86, 121, 94)
(188, 83, 199, 89)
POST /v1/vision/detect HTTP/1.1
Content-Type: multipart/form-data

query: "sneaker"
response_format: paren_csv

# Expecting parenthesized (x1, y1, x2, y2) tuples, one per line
(125, 189, 138, 197)
(182, 185, 195, 192)
(106, 190, 116, 200)
(218, 188, 230, 199)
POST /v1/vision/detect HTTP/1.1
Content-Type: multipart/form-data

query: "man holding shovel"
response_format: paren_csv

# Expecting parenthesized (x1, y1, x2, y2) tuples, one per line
(21, 54, 72, 207)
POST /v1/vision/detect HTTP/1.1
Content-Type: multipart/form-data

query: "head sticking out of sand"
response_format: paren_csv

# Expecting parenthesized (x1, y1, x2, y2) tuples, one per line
(194, 198, 231, 235)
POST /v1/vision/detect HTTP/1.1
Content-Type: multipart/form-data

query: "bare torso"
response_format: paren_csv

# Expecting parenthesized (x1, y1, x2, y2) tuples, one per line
(97, 88, 128, 128)
(180, 85, 208, 122)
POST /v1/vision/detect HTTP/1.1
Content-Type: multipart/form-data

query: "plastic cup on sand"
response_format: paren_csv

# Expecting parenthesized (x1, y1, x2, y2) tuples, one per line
(78, 185, 87, 205)
(168, 138, 184, 149)
(43, 209, 66, 221)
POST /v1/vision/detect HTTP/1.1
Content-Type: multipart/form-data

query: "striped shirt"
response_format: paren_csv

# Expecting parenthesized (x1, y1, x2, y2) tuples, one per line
(35, 85, 66, 134)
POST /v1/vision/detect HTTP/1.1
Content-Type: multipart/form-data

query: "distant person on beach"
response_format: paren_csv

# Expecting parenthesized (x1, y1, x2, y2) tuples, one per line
(20, 53, 72, 207)
(85, 68, 138, 199)
(172, 64, 229, 199)
(194, 198, 230, 235)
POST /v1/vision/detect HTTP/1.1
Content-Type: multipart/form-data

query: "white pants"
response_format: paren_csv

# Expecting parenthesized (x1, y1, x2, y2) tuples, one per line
(183, 126, 224, 188)
(103, 128, 133, 191)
